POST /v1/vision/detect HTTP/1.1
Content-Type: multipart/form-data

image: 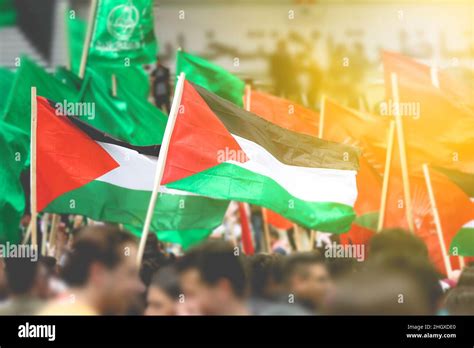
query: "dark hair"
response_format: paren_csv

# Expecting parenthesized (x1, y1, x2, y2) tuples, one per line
(4, 257, 38, 295)
(325, 268, 431, 315)
(367, 253, 443, 314)
(457, 267, 474, 287)
(177, 240, 246, 298)
(61, 226, 137, 286)
(39, 256, 57, 275)
(149, 265, 181, 300)
(248, 254, 284, 298)
(369, 228, 429, 261)
(445, 286, 474, 315)
(283, 251, 325, 282)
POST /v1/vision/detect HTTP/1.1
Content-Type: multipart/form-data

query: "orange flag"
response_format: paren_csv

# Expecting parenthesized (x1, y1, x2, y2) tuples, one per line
(382, 51, 474, 173)
(262, 208, 293, 230)
(248, 90, 319, 137)
(384, 169, 474, 275)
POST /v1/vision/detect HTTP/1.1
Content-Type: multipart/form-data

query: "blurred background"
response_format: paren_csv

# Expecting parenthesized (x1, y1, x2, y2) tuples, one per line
(1, 0, 472, 109)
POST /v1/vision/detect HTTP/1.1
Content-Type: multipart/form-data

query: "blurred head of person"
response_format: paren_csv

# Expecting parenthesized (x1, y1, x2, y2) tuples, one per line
(368, 229, 443, 314)
(324, 268, 432, 315)
(369, 228, 429, 263)
(4, 257, 41, 298)
(457, 266, 474, 287)
(61, 226, 144, 315)
(35, 256, 58, 299)
(283, 251, 332, 312)
(248, 253, 284, 300)
(445, 286, 474, 315)
(145, 265, 182, 316)
(177, 240, 248, 315)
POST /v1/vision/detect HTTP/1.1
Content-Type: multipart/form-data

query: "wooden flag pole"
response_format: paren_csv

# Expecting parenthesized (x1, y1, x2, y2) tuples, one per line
(377, 120, 396, 232)
(261, 208, 272, 253)
(293, 224, 303, 251)
(48, 214, 60, 248)
(111, 74, 117, 97)
(311, 95, 327, 246)
(136, 72, 186, 266)
(78, 0, 98, 79)
(318, 94, 326, 139)
(422, 164, 453, 277)
(40, 213, 49, 256)
(30, 87, 38, 249)
(391, 73, 415, 233)
(459, 256, 465, 270)
(22, 220, 32, 245)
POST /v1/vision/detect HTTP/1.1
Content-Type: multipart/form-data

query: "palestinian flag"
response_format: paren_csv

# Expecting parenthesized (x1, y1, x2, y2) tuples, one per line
(36, 97, 228, 248)
(434, 167, 474, 256)
(162, 81, 360, 233)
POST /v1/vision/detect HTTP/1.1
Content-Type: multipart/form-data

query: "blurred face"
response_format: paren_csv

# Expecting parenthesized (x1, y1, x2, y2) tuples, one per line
(291, 263, 332, 310)
(96, 243, 145, 314)
(179, 269, 222, 315)
(145, 287, 176, 316)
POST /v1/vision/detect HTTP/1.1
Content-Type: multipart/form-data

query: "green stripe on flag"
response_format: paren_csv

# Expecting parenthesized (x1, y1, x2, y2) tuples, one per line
(44, 180, 229, 247)
(166, 162, 356, 233)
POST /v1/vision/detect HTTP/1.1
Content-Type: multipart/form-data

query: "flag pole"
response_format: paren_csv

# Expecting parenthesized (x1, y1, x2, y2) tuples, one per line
(48, 214, 60, 256)
(318, 94, 326, 139)
(78, 0, 98, 79)
(111, 74, 117, 97)
(391, 73, 415, 233)
(422, 164, 453, 277)
(30, 86, 38, 249)
(136, 72, 186, 266)
(40, 213, 49, 256)
(261, 208, 272, 253)
(377, 120, 396, 232)
(459, 256, 465, 270)
(311, 95, 327, 246)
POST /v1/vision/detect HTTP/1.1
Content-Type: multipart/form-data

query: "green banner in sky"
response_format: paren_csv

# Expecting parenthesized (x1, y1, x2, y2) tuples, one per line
(89, 0, 157, 66)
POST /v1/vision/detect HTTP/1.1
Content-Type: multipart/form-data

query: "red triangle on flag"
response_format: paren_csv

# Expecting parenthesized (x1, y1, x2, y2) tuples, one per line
(162, 80, 247, 185)
(36, 97, 119, 211)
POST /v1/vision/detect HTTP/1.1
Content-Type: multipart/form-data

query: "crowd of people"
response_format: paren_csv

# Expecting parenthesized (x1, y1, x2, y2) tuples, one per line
(0, 224, 472, 316)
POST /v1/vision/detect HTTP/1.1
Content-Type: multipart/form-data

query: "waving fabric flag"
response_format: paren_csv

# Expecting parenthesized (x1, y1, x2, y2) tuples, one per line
(248, 90, 319, 137)
(382, 51, 474, 173)
(434, 167, 474, 256)
(0, 121, 28, 243)
(67, 15, 150, 99)
(162, 81, 360, 233)
(36, 97, 228, 247)
(176, 50, 245, 107)
(89, 0, 157, 66)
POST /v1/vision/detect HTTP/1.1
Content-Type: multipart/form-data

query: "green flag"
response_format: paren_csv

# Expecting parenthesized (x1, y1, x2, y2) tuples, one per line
(0, 0, 16, 27)
(67, 14, 150, 99)
(3, 56, 166, 150)
(55, 66, 166, 145)
(89, 0, 157, 66)
(0, 67, 15, 116)
(176, 50, 246, 107)
(0, 120, 28, 243)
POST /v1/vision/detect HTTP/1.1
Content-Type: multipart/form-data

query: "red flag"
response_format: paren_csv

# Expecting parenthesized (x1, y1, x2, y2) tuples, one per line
(238, 203, 254, 255)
